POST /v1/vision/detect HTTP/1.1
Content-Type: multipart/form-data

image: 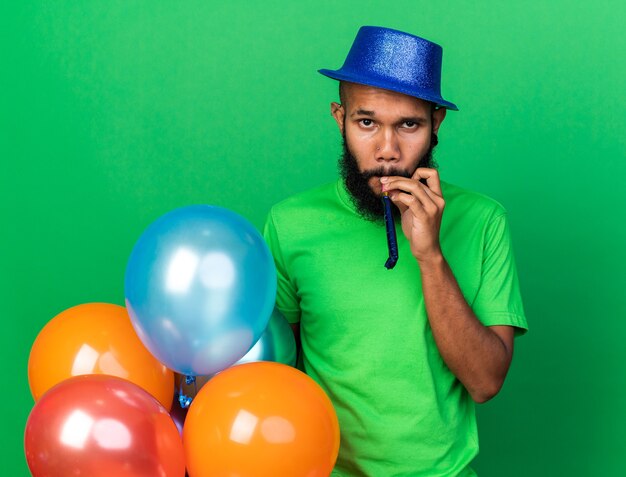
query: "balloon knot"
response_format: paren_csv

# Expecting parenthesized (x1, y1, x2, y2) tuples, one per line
(178, 393, 193, 409)
(185, 375, 196, 385)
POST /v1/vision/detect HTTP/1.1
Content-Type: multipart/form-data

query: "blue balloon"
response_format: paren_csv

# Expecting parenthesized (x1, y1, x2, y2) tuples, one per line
(237, 307, 297, 367)
(175, 308, 297, 402)
(124, 205, 276, 376)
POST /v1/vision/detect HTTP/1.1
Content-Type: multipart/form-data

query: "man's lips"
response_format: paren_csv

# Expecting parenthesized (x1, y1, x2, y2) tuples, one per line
(367, 176, 384, 195)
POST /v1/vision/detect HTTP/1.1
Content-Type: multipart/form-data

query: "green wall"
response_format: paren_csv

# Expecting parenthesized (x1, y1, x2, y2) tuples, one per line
(3, 1, 625, 475)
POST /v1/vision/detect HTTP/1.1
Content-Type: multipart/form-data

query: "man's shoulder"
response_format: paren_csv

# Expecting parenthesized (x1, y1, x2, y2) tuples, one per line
(269, 181, 340, 217)
(441, 180, 507, 218)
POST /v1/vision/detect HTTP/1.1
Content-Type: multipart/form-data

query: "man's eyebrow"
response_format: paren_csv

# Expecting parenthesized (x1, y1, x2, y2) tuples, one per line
(398, 116, 429, 124)
(351, 109, 376, 117)
(349, 110, 430, 123)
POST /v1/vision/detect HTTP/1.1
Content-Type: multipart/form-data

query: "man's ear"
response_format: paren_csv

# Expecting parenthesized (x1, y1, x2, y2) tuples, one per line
(330, 102, 345, 135)
(432, 107, 447, 134)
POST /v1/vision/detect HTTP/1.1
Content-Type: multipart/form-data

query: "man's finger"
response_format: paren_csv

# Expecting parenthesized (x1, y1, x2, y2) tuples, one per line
(411, 168, 443, 197)
(383, 177, 439, 211)
(418, 181, 445, 208)
(389, 194, 409, 215)
(389, 191, 427, 219)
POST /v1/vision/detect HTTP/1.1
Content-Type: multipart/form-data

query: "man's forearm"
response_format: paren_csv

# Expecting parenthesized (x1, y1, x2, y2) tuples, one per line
(418, 253, 513, 403)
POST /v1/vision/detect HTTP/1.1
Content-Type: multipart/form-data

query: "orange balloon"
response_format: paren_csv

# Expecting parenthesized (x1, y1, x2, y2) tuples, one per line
(28, 303, 174, 409)
(183, 361, 340, 477)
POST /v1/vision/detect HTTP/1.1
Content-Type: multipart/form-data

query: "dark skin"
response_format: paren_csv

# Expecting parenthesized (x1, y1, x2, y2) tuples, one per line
(292, 82, 514, 403)
(383, 168, 514, 403)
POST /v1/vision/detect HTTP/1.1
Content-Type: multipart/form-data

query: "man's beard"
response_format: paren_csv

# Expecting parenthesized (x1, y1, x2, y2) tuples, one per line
(339, 133, 438, 222)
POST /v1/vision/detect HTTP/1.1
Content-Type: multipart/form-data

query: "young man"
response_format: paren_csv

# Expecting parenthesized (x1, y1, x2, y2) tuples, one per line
(264, 26, 527, 477)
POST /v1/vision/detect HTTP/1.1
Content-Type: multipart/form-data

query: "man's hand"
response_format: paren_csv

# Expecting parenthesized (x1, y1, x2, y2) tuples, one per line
(384, 168, 514, 403)
(381, 168, 445, 263)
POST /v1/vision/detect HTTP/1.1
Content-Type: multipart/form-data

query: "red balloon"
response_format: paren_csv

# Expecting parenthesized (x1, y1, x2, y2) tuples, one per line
(24, 375, 186, 477)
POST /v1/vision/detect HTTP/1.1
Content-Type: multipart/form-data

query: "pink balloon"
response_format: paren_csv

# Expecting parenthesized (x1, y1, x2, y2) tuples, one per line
(25, 375, 186, 477)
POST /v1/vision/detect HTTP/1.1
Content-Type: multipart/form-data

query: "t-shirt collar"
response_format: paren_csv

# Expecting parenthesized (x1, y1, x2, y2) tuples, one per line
(336, 178, 359, 214)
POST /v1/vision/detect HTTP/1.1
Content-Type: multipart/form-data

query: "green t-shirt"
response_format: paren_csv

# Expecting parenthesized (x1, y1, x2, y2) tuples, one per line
(263, 179, 527, 477)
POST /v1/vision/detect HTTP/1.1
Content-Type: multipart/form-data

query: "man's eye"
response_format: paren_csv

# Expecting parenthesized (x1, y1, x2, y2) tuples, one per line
(403, 121, 417, 128)
(359, 119, 374, 127)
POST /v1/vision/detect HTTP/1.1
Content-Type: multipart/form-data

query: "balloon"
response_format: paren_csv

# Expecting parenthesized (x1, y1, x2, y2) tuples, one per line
(170, 404, 188, 436)
(125, 205, 276, 376)
(28, 303, 174, 409)
(24, 375, 186, 477)
(237, 307, 297, 366)
(183, 362, 340, 477)
(175, 307, 297, 400)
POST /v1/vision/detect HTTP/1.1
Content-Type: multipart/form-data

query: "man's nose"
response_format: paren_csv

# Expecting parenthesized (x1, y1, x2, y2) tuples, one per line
(376, 129, 400, 162)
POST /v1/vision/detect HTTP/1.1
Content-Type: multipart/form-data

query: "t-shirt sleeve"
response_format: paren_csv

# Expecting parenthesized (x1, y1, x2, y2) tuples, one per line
(263, 209, 301, 324)
(472, 212, 528, 335)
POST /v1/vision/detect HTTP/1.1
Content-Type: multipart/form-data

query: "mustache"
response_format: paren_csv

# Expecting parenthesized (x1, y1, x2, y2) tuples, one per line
(360, 167, 413, 180)
(338, 130, 438, 222)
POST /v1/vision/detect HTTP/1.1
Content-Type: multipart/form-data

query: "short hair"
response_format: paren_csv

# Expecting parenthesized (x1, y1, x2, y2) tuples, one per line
(339, 82, 347, 105)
